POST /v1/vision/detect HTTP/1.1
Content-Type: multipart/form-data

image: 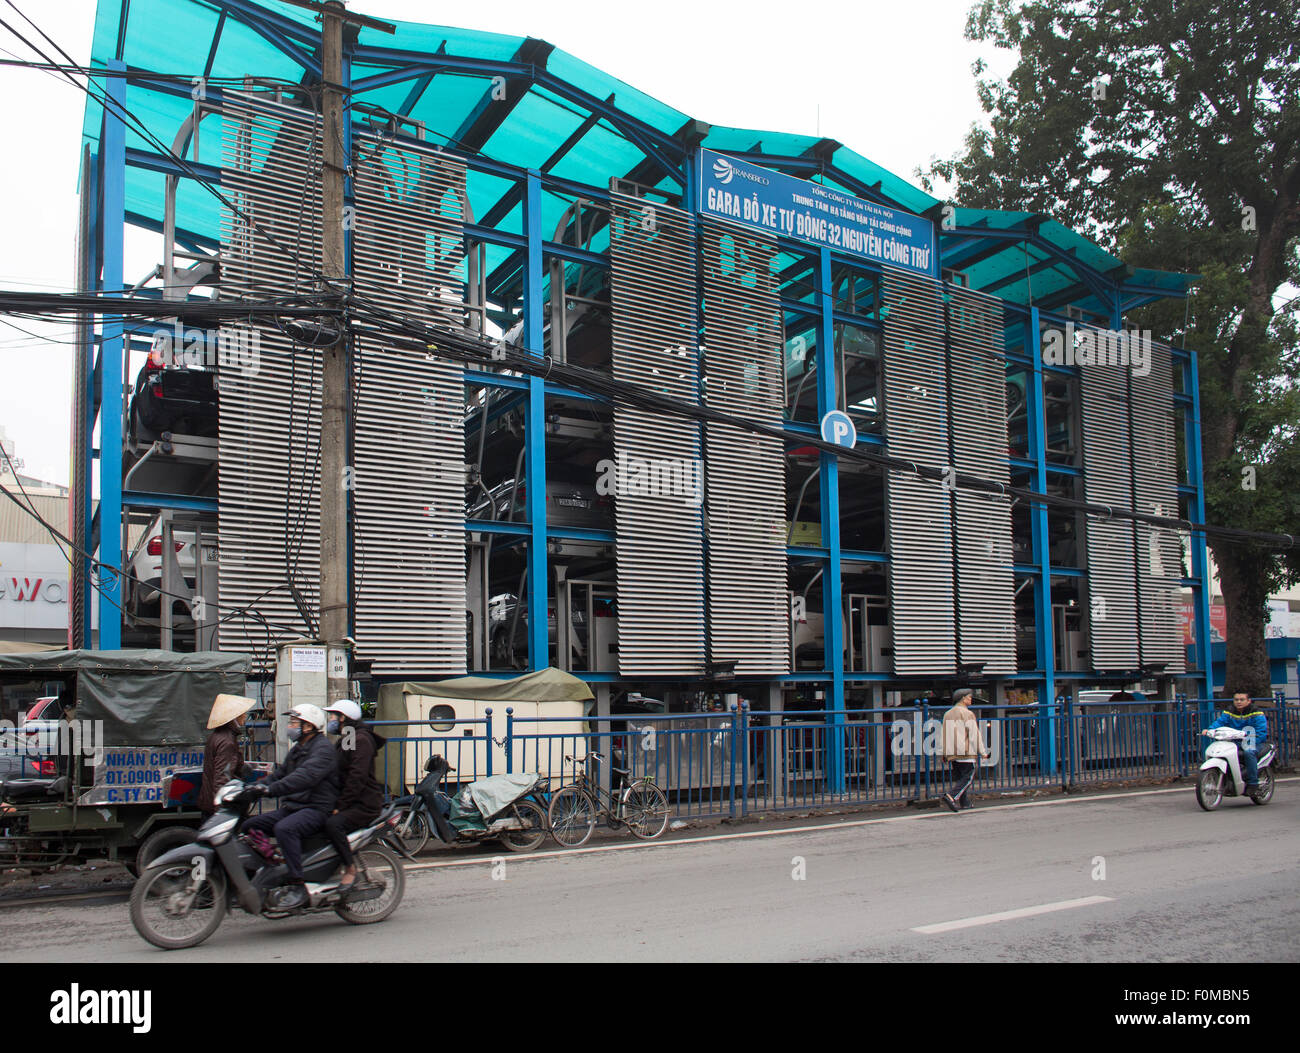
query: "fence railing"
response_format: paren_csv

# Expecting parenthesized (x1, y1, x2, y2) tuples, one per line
(248, 694, 1297, 821)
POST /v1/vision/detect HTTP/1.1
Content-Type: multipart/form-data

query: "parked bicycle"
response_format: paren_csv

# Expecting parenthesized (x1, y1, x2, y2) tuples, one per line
(547, 750, 669, 847)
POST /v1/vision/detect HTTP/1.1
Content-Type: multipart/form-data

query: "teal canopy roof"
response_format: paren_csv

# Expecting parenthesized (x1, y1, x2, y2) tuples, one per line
(82, 0, 1192, 314)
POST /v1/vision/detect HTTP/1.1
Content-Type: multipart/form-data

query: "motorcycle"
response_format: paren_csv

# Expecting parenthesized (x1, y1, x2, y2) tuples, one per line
(1196, 727, 1277, 811)
(128, 779, 406, 950)
(390, 755, 549, 856)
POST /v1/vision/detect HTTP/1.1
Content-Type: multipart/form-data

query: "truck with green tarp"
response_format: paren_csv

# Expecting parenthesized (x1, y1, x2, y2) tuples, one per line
(0, 648, 251, 872)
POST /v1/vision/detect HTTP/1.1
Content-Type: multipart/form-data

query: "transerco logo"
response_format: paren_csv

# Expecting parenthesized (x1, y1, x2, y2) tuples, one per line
(712, 157, 734, 184)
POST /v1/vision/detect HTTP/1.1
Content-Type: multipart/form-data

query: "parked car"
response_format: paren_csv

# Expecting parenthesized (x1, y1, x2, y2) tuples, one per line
(467, 474, 613, 530)
(488, 591, 618, 670)
(13, 696, 67, 757)
(124, 516, 201, 613)
(129, 359, 217, 440)
(0, 751, 57, 779)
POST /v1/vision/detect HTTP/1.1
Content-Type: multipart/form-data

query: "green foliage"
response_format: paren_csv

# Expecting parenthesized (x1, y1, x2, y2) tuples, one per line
(925, 0, 1300, 684)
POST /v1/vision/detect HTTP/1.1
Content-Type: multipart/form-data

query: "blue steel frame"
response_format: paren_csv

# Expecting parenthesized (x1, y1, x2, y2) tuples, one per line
(79, 0, 1212, 731)
(1028, 305, 1059, 766)
(815, 247, 847, 791)
(522, 169, 548, 669)
(95, 58, 127, 649)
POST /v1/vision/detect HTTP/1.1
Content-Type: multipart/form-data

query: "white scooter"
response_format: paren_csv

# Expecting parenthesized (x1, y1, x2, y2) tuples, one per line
(1196, 727, 1277, 811)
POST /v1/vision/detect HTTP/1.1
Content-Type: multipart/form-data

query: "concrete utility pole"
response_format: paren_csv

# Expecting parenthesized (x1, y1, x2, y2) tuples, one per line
(319, 1, 348, 706)
(285, 0, 393, 705)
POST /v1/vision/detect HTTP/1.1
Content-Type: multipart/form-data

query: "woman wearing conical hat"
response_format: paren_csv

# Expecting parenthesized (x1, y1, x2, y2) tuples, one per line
(198, 694, 256, 815)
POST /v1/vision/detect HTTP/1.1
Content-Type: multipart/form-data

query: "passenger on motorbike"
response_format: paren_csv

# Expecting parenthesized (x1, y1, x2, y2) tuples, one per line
(323, 700, 387, 887)
(237, 703, 340, 909)
(1201, 691, 1269, 798)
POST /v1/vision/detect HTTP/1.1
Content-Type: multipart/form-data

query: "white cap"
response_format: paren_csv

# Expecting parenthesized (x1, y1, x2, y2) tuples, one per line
(287, 703, 327, 731)
(325, 699, 362, 722)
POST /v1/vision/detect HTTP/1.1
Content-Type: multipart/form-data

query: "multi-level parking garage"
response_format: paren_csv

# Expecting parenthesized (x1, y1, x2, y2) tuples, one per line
(70, 0, 1213, 732)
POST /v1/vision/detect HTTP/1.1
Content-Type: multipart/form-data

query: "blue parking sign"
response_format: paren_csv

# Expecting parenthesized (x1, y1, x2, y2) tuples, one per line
(820, 411, 857, 448)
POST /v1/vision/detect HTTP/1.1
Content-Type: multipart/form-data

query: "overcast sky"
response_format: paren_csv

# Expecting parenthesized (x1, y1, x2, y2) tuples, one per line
(0, 0, 1005, 486)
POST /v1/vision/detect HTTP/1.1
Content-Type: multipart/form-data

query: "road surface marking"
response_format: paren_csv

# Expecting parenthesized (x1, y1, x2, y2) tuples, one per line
(912, 895, 1114, 934)
(403, 778, 1297, 873)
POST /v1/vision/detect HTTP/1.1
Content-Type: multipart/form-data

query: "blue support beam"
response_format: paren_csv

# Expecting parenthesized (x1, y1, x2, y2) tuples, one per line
(77, 147, 99, 647)
(1187, 348, 1215, 698)
(125, 146, 224, 185)
(122, 491, 219, 514)
(522, 169, 548, 671)
(1028, 306, 1058, 771)
(816, 247, 846, 792)
(97, 60, 127, 649)
(208, 0, 322, 75)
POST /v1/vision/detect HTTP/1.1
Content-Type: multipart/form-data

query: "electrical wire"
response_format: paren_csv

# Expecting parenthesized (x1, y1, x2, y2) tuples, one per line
(343, 290, 1296, 551)
(0, 453, 304, 642)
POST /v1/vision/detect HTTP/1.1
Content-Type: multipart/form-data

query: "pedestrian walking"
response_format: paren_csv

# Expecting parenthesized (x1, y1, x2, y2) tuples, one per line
(941, 688, 989, 812)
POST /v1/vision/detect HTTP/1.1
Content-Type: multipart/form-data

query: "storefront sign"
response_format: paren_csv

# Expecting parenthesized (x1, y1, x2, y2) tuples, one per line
(0, 542, 74, 632)
(80, 745, 204, 805)
(697, 149, 936, 276)
(1179, 602, 1228, 645)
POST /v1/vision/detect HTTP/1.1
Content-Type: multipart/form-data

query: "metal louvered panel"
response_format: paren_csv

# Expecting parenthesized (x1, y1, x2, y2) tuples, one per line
(219, 93, 323, 653)
(947, 285, 1015, 674)
(1130, 340, 1185, 673)
(608, 191, 705, 675)
(1077, 329, 1140, 669)
(351, 134, 467, 674)
(701, 222, 789, 675)
(882, 268, 954, 675)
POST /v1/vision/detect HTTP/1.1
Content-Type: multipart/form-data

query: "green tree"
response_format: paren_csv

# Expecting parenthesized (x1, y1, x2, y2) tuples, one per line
(925, 0, 1300, 696)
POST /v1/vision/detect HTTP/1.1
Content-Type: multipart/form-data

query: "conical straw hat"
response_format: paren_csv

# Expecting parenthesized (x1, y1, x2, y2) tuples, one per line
(208, 694, 256, 729)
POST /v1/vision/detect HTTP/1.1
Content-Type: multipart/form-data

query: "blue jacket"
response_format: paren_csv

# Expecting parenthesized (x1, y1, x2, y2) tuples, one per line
(1206, 707, 1268, 751)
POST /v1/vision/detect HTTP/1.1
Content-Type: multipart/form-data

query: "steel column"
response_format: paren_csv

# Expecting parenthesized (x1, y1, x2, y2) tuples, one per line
(1029, 306, 1058, 772)
(1186, 348, 1214, 698)
(522, 169, 548, 670)
(97, 59, 127, 649)
(816, 247, 846, 792)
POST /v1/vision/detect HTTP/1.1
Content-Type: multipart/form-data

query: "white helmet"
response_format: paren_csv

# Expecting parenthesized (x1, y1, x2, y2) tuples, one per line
(287, 703, 327, 731)
(325, 699, 362, 722)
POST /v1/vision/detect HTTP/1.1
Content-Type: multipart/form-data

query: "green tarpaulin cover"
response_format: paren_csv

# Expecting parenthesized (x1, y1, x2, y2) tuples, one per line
(375, 667, 594, 720)
(0, 649, 250, 746)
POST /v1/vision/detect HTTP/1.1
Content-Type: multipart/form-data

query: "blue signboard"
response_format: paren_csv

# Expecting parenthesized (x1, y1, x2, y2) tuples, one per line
(697, 149, 937, 277)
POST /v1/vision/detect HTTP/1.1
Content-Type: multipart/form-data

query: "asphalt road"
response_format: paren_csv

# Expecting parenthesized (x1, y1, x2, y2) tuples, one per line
(5, 782, 1298, 962)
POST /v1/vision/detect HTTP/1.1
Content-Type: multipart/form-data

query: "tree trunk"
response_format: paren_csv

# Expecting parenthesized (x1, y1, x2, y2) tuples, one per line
(1211, 541, 1273, 698)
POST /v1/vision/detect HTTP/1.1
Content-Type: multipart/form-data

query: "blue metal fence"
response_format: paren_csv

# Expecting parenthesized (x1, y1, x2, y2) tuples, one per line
(244, 694, 1299, 822)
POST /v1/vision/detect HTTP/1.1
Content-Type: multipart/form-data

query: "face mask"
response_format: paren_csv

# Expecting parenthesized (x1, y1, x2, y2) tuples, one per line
(327, 719, 340, 734)
(287, 726, 302, 742)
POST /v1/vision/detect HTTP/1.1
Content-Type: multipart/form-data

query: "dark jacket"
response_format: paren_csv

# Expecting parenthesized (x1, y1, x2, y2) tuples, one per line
(335, 722, 386, 816)
(199, 726, 247, 815)
(263, 731, 340, 813)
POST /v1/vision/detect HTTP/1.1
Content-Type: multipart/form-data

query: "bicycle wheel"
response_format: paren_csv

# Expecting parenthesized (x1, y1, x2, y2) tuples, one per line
(547, 785, 596, 848)
(622, 780, 669, 840)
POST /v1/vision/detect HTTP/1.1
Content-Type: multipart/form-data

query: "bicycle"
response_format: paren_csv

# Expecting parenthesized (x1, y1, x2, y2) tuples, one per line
(547, 750, 669, 847)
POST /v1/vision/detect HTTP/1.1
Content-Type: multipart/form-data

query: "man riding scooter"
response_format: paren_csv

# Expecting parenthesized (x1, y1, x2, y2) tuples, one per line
(1202, 691, 1269, 799)
(236, 703, 340, 910)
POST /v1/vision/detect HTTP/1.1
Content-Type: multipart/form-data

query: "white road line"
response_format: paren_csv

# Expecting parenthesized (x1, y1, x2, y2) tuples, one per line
(912, 895, 1115, 934)
(403, 778, 1297, 873)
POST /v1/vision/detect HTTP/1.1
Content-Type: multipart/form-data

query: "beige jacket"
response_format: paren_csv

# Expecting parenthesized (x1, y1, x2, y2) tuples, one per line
(941, 704, 989, 762)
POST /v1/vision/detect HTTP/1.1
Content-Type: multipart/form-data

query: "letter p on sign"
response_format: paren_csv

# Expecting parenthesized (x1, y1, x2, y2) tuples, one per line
(820, 410, 857, 449)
